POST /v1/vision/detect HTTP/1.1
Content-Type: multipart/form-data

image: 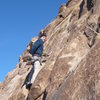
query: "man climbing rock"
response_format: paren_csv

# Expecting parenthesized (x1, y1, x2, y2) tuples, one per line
(23, 32, 47, 90)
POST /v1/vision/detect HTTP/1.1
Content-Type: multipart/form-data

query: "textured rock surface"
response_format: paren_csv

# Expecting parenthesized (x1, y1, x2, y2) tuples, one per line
(0, 82, 3, 94)
(49, 40, 100, 100)
(1, 0, 100, 100)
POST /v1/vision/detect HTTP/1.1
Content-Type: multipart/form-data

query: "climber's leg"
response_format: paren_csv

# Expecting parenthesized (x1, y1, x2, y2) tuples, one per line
(25, 66, 34, 90)
(26, 66, 34, 83)
(31, 60, 41, 84)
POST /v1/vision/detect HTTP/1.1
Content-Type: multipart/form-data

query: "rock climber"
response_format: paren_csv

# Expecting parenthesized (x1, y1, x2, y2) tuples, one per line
(24, 32, 47, 90)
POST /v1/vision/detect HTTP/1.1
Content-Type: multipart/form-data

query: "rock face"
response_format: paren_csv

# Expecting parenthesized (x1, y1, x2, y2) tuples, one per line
(1, 0, 100, 100)
(0, 82, 4, 95)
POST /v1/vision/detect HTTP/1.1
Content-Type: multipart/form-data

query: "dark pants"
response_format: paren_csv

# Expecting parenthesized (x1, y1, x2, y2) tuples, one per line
(25, 66, 34, 84)
(22, 55, 41, 87)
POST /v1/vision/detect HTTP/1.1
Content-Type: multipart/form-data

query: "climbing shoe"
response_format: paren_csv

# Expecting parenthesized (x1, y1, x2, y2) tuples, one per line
(26, 82, 32, 90)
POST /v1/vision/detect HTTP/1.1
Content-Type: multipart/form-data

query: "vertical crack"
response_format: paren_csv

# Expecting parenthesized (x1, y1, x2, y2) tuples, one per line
(78, 0, 85, 19)
(87, 0, 95, 11)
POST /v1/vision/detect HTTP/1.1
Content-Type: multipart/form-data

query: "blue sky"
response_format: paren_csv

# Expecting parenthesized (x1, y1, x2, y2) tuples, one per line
(0, 0, 67, 82)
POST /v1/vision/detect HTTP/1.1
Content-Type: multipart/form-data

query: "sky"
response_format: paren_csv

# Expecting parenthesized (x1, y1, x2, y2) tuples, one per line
(0, 0, 67, 82)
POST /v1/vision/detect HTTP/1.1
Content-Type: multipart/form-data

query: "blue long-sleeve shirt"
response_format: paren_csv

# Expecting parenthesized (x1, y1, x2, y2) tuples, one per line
(29, 39, 44, 57)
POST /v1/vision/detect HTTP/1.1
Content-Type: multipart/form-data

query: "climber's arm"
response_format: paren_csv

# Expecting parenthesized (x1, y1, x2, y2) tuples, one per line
(29, 39, 42, 55)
